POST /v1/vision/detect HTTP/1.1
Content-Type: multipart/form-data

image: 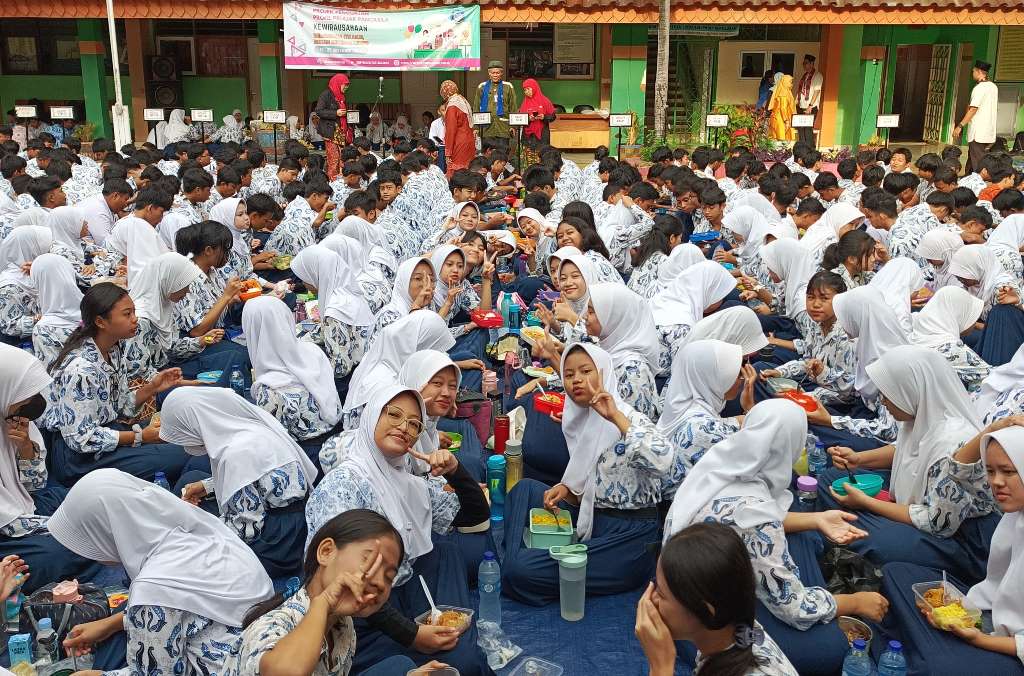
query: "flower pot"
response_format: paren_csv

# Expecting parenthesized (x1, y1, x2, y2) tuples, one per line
(618, 144, 642, 159)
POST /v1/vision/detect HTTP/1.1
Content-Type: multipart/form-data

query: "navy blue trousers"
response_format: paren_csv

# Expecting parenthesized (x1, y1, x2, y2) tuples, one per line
(173, 338, 252, 389)
(977, 303, 1024, 367)
(449, 329, 488, 392)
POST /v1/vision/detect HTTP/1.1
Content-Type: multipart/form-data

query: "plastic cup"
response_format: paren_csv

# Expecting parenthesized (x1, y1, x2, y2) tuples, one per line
(557, 554, 587, 621)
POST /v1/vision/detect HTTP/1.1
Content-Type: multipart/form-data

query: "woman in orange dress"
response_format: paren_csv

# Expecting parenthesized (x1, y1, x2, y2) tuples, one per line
(768, 73, 797, 143)
(440, 80, 475, 177)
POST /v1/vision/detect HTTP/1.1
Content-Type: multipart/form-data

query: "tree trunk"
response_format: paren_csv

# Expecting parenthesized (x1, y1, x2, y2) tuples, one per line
(653, 0, 670, 141)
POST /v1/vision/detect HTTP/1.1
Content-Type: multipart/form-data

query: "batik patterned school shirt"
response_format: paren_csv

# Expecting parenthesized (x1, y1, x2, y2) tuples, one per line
(694, 623, 798, 676)
(121, 316, 204, 381)
(557, 159, 582, 203)
(887, 204, 950, 265)
(228, 587, 354, 676)
(61, 175, 100, 206)
(991, 245, 1024, 284)
(655, 324, 692, 380)
(0, 283, 37, 338)
(265, 197, 318, 258)
(375, 206, 420, 261)
(584, 250, 625, 284)
(358, 273, 391, 315)
(665, 411, 739, 486)
(614, 359, 661, 422)
(15, 193, 37, 211)
(253, 383, 333, 441)
(206, 461, 309, 542)
(0, 177, 13, 200)
(306, 465, 459, 587)
(932, 339, 990, 394)
(24, 160, 44, 178)
(977, 279, 1023, 320)
(959, 173, 985, 196)
(839, 183, 867, 208)
(435, 279, 481, 340)
(156, 159, 181, 176)
(174, 272, 225, 333)
(686, 495, 838, 630)
(981, 386, 1024, 426)
(626, 251, 667, 299)
(101, 605, 242, 676)
(250, 173, 286, 205)
(302, 315, 369, 381)
(776, 321, 857, 406)
(594, 202, 655, 274)
(31, 322, 75, 370)
(171, 195, 210, 225)
(829, 264, 873, 290)
(908, 451, 997, 537)
(831, 393, 899, 444)
(718, 177, 740, 200)
(43, 338, 137, 456)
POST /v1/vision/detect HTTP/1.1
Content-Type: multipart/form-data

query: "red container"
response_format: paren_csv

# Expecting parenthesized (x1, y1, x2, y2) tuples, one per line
(533, 391, 565, 416)
(470, 309, 504, 328)
(779, 390, 819, 413)
(493, 415, 510, 455)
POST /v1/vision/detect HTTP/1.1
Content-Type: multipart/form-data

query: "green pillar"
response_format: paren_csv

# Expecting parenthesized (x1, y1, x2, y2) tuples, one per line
(834, 26, 864, 147)
(258, 20, 282, 111)
(609, 26, 648, 151)
(78, 19, 112, 138)
(856, 57, 885, 145)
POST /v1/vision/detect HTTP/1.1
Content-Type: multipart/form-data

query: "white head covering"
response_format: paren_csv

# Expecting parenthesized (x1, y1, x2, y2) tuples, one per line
(665, 399, 807, 538)
(684, 305, 768, 356)
(722, 206, 768, 260)
(30, 253, 81, 331)
(732, 190, 779, 224)
(242, 295, 342, 424)
(340, 385, 434, 559)
(319, 233, 366, 278)
(130, 252, 203, 351)
(866, 345, 981, 503)
(209, 197, 248, 259)
(160, 387, 317, 509)
(376, 257, 432, 321)
(338, 215, 398, 274)
(47, 469, 273, 626)
(45, 206, 85, 261)
(0, 345, 50, 527)
(12, 208, 49, 228)
(429, 244, 467, 310)
(556, 253, 599, 317)
(658, 339, 742, 435)
(949, 245, 1013, 304)
(986, 214, 1024, 258)
(0, 226, 52, 291)
(559, 343, 625, 541)
(516, 208, 554, 238)
(916, 229, 963, 290)
(975, 343, 1024, 418)
(155, 212, 191, 251)
(112, 215, 171, 290)
(910, 286, 983, 350)
(656, 243, 705, 286)
(146, 120, 167, 149)
(833, 286, 909, 399)
(761, 238, 818, 320)
(650, 260, 735, 328)
(291, 245, 373, 326)
(398, 350, 462, 462)
(800, 202, 864, 260)
(868, 257, 925, 334)
(345, 311, 455, 413)
(588, 283, 660, 371)
(967, 424, 1024, 637)
(547, 245, 583, 279)
(483, 229, 517, 255)
(165, 109, 190, 140)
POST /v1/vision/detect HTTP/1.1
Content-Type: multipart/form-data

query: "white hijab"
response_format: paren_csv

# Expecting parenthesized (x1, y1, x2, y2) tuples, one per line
(868, 257, 925, 335)
(47, 468, 273, 626)
(0, 226, 52, 291)
(241, 295, 342, 424)
(833, 286, 909, 400)
(343, 385, 434, 560)
(949, 245, 1013, 305)
(547, 246, 583, 278)
(376, 257, 432, 321)
(398, 349, 462, 461)
(291, 245, 373, 326)
(560, 344, 625, 541)
(650, 260, 736, 328)
(760, 238, 817, 320)
(45, 206, 85, 261)
(986, 214, 1024, 258)
(684, 305, 769, 356)
(209, 198, 248, 260)
(30, 253, 81, 330)
(658, 339, 742, 435)
(156, 212, 191, 251)
(345, 311, 455, 413)
(722, 206, 768, 261)
(866, 345, 981, 504)
(975, 343, 1024, 418)
(557, 253, 599, 317)
(112, 215, 171, 290)
(910, 286, 983, 350)
(0, 345, 50, 527)
(656, 243, 705, 286)
(338, 215, 398, 273)
(13, 208, 50, 228)
(916, 229, 963, 290)
(588, 283, 660, 371)
(665, 399, 807, 538)
(801, 202, 864, 261)
(968, 425, 1024, 638)
(516, 208, 554, 238)
(159, 387, 318, 509)
(429, 244, 467, 310)
(165, 109, 190, 141)
(130, 252, 203, 351)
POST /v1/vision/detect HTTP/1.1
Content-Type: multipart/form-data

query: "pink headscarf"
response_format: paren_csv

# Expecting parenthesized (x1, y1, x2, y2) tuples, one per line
(328, 74, 352, 144)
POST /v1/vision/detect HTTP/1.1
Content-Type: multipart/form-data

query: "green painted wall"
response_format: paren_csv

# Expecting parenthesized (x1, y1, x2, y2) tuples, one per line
(610, 25, 647, 149)
(835, 26, 864, 147)
(181, 77, 250, 121)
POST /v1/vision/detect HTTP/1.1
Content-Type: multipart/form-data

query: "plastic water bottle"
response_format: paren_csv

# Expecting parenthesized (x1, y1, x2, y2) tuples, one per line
(508, 303, 521, 335)
(878, 640, 908, 676)
(153, 471, 171, 492)
(842, 638, 873, 676)
(478, 551, 502, 626)
(230, 369, 246, 397)
(486, 455, 506, 522)
(33, 617, 57, 666)
(807, 433, 828, 478)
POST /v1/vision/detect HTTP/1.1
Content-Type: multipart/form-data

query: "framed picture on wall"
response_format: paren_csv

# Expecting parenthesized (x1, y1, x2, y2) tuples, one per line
(739, 51, 766, 79)
(5, 36, 39, 74)
(157, 37, 196, 76)
(556, 63, 593, 80)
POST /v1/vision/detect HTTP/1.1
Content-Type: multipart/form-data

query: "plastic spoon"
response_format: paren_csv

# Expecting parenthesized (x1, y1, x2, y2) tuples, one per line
(419, 574, 441, 625)
(942, 569, 948, 605)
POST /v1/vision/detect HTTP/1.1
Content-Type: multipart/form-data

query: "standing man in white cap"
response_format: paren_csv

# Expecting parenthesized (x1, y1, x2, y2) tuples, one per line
(473, 60, 517, 154)
(953, 60, 999, 177)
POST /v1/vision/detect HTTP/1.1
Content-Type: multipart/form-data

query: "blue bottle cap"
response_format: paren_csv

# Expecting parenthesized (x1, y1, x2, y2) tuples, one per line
(483, 551, 495, 560)
(852, 638, 867, 650)
(487, 455, 506, 469)
(38, 617, 52, 631)
(888, 640, 902, 651)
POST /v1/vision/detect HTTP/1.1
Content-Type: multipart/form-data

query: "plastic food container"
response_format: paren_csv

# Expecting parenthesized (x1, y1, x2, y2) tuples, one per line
(838, 616, 873, 650)
(508, 658, 563, 676)
(778, 389, 818, 412)
(413, 606, 474, 635)
(525, 310, 543, 326)
(526, 508, 573, 549)
(831, 473, 884, 498)
(446, 432, 463, 452)
(196, 370, 222, 384)
(469, 309, 504, 328)
(767, 377, 799, 393)
(407, 667, 460, 676)
(521, 326, 546, 347)
(533, 391, 565, 416)
(912, 581, 982, 630)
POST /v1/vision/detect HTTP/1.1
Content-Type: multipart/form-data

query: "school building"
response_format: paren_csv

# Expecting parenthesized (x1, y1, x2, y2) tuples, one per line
(0, 0, 1021, 150)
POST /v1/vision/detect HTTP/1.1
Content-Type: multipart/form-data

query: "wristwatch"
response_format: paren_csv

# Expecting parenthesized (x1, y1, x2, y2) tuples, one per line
(132, 424, 143, 448)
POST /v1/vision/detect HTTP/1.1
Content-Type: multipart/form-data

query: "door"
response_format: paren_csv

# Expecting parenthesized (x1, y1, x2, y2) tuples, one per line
(890, 44, 932, 142)
(922, 44, 952, 143)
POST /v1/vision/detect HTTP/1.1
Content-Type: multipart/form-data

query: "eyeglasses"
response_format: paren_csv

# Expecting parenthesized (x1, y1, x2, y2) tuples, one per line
(383, 405, 424, 436)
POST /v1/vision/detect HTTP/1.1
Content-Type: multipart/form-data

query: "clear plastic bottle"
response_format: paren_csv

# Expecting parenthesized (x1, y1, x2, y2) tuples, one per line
(841, 638, 873, 676)
(796, 476, 818, 505)
(807, 433, 828, 478)
(32, 617, 57, 666)
(877, 640, 908, 676)
(230, 369, 246, 397)
(486, 455, 506, 522)
(477, 551, 502, 626)
(153, 471, 171, 492)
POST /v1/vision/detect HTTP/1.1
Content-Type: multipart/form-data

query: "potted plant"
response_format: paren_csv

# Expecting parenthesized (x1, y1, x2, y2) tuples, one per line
(618, 110, 643, 161)
(858, 134, 885, 154)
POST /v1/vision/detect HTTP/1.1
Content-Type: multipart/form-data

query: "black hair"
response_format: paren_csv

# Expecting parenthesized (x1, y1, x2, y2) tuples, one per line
(660, 523, 759, 676)
(836, 158, 858, 181)
(214, 147, 239, 166)
(993, 188, 1024, 213)
(242, 509, 403, 628)
(341, 146, 360, 162)
(416, 138, 438, 154)
(63, 138, 82, 154)
(358, 154, 378, 176)
(557, 216, 610, 258)
(915, 153, 941, 174)
(594, 145, 610, 160)
(875, 148, 893, 165)
(215, 165, 241, 187)
(102, 164, 128, 182)
(789, 173, 811, 191)
(950, 187, 978, 210)
(647, 164, 666, 181)
(799, 150, 822, 167)
(933, 166, 958, 187)
(773, 184, 798, 208)
(861, 165, 885, 188)
(344, 190, 377, 216)
(822, 229, 875, 272)
(0, 125, 12, 138)
(343, 161, 364, 177)
(282, 180, 306, 203)
(813, 172, 839, 192)
(0, 141, 20, 157)
(393, 141, 414, 156)
(561, 201, 596, 229)
(765, 163, 791, 182)
(44, 159, 72, 182)
(247, 148, 266, 167)
(691, 146, 713, 170)
(50, 283, 130, 372)
(806, 269, 848, 297)
(650, 146, 672, 164)
(230, 159, 253, 180)
(925, 190, 955, 213)
(305, 180, 331, 198)
(700, 186, 727, 207)
(181, 169, 214, 193)
(524, 166, 555, 192)
(609, 164, 642, 188)
(277, 157, 301, 173)
(287, 143, 310, 161)
(102, 178, 133, 197)
(724, 156, 747, 180)
(795, 197, 826, 216)
(891, 146, 913, 163)
(882, 171, 912, 197)
(353, 137, 372, 152)
(376, 169, 402, 188)
(958, 205, 993, 229)
(28, 176, 62, 206)
(1, 154, 26, 179)
(672, 147, 689, 160)
(10, 174, 31, 195)
(634, 214, 685, 267)
(184, 143, 208, 161)
(941, 145, 963, 161)
(154, 174, 180, 197)
(864, 190, 898, 218)
(246, 193, 280, 217)
(629, 182, 659, 202)
(524, 191, 550, 216)
(175, 220, 233, 258)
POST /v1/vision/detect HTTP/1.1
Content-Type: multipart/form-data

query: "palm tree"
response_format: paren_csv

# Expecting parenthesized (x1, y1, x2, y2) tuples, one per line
(653, 0, 670, 141)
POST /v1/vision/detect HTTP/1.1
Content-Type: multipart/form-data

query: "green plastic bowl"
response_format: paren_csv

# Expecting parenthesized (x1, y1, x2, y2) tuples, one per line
(446, 432, 463, 452)
(831, 473, 884, 497)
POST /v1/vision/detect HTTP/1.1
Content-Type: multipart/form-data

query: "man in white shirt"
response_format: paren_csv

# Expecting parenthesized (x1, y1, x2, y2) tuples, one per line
(78, 178, 133, 246)
(795, 54, 824, 148)
(953, 60, 998, 177)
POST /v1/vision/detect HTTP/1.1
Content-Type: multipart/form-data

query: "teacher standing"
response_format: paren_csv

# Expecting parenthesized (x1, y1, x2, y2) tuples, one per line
(953, 60, 999, 177)
(441, 80, 475, 177)
(520, 78, 556, 150)
(314, 74, 353, 181)
(473, 60, 517, 154)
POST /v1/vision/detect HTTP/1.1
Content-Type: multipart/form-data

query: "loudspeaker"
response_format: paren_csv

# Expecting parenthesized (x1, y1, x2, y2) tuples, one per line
(147, 81, 183, 108)
(148, 55, 179, 82)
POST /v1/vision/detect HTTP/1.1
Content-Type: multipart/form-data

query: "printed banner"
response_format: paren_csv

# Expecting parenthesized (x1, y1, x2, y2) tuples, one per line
(283, 2, 480, 71)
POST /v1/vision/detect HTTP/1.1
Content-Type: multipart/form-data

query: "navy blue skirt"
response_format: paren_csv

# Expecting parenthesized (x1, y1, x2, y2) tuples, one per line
(172, 338, 252, 389)
(977, 303, 1024, 367)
